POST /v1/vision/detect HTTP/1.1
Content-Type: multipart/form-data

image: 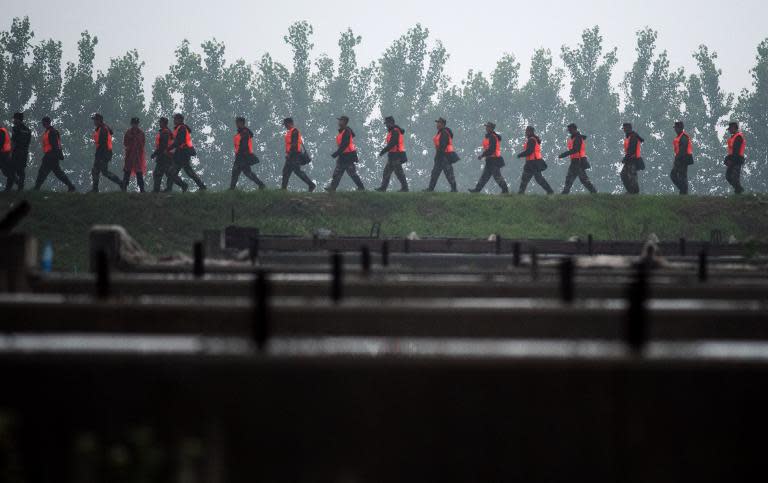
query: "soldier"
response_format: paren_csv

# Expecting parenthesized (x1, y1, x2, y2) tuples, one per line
(469, 121, 508, 194)
(33, 117, 76, 192)
(122, 117, 147, 192)
(90, 113, 123, 192)
(325, 115, 365, 192)
(281, 117, 316, 191)
(0, 120, 12, 190)
(725, 121, 746, 194)
(150, 117, 182, 192)
(516, 126, 554, 194)
(425, 117, 459, 192)
(558, 123, 596, 194)
(168, 113, 206, 192)
(375, 116, 408, 192)
(230, 116, 265, 190)
(670, 121, 694, 195)
(10, 112, 32, 191)
(621, 122, 645, 194)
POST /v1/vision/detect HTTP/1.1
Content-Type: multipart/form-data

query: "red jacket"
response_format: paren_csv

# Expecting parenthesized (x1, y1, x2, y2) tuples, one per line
(123, 127, 147, 175)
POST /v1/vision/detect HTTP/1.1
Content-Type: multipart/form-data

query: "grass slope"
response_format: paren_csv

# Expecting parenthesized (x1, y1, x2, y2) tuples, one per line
(2, 191, 767, 271)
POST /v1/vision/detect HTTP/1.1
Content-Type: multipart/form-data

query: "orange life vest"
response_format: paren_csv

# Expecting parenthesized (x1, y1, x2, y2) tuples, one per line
(727, 132, 746, 157)
(173, 124, 194, 149)
(93, 126, 113, 151)
(567, 136, 587, 159)
(483, 132, 501, 158)
(155, 128, 173, 153)
(386, 128, 405, 153)
(0, 128, 10, 154)
(433, 128, 455, 153)
(624, 134, 642, 158)
(336, 128, 356, 154)
(234, 129, 253, 155)
(285, 127, 303, 154)
(42, 128, 62, 153)
(525, 137, 542, 161)
(673, 131, 693, 156)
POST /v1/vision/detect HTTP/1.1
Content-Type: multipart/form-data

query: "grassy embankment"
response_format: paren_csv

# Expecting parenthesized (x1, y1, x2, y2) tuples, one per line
(2, 190, 767, 271)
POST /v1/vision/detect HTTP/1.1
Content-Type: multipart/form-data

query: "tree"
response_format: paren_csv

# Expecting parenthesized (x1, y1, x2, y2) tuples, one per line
(519, 48, 567, 192)
(622, 28, 685, 193)
(58, 31, 101, 188)
(0, 16, 34, 117)
(376, 24, 449, 178)
(28, 39, 63, 124)
(561, 26, 621, 193)
(733, 38, 768, 192)
(684, 45, 733, 194)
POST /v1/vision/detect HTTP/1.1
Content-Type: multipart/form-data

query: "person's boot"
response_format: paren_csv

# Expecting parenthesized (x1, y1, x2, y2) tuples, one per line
(450, 182, 458, 193)
(308, 182, 316, 192)
(375, 186, 387, 192)
(121, 172, 130, 192)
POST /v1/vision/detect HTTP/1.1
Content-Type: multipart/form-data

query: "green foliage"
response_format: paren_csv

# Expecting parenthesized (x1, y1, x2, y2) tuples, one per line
(2, 17, 764, 193)
(4, 190, 768, 272)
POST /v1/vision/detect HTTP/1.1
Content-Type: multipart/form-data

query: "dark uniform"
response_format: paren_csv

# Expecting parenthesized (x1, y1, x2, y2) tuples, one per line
(33, 123, 76, 191)
(150, 124, 177, 192)
(327, 124, 365, 191)
(168, 121, 206, 191)
(0, 127, 12, 190)
(91, 122, 123, 192)
(281, 122, 315, 191)
(517, 132, 554, 194)
(230, 126, 265, 190)
(558, 130, 596, 194)
(470, 126, 508, 194)
(725, 127, 745, 194)
(10, 114, 32, 191)
(376, 120, 408, 192)
(621, 128, 644, 194)
(426, 120, 459, 192)
(671, 126, 693, 195)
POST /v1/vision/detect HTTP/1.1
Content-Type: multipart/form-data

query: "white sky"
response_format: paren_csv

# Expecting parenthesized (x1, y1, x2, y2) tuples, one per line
(4, 0, 764, 98)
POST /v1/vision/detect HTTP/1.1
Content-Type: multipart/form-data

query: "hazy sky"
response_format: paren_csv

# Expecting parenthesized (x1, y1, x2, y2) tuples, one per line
(4, 0, 764, 98)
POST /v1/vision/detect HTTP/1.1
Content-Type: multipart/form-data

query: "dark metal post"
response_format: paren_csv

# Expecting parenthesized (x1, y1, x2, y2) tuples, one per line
(95, 250, 110, 300)
(361, 246, 371, 275)
(626, 262, 648, 354)
(512, 242, 521, 267)
(249, 236, 259, 265)
(698, 249, 708, 282)
(331, 251, 343, 303)
(252, 270, 271, 351)
(193, 242, 205, 278)
(679, 237, 686, 257)
(404, 238, 410, 254)
(381, 241, 390, 267)
(531, 248, 539, 281)
(587, 234, 594, 256)
(559, 257, 575, 303)
(495, 234, 502, 255)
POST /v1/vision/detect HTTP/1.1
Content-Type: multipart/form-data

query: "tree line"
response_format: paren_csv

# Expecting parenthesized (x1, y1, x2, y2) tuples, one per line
(1, 17, 767, 193)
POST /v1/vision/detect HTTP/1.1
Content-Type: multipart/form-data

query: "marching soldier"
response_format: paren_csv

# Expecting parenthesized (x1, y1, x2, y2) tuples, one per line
(281, 117, 316, 191)
(122, 117, 147, 192)
(375, 116, 409, 192)
(150, 117, 180, 192)
(516, 126, 554, 194)
(425, 117, 459, 192)
(10, 112, 32, 191)
(725, 121, 746, 194)
(670, 121, 694, 195)
(33, 117, 76, 192)
(230, 116, 265, 190)
(621, 122, 645, 194)
(168, 113, 206, 192)
(558, 123, 596, 194)
(469, 121, 508, 194)
(90, 113, 123, 192)
(326, 115, 365, 192)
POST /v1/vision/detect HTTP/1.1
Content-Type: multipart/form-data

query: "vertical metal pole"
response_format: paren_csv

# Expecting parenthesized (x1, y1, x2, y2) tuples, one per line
(512, 242, 521, 267)
(193, 242, 205, 278)
(331, 251, 343, 303)
(559, 257, 575, 303)
(252, 270, 270, 351)
(96, 250, 110, 299)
